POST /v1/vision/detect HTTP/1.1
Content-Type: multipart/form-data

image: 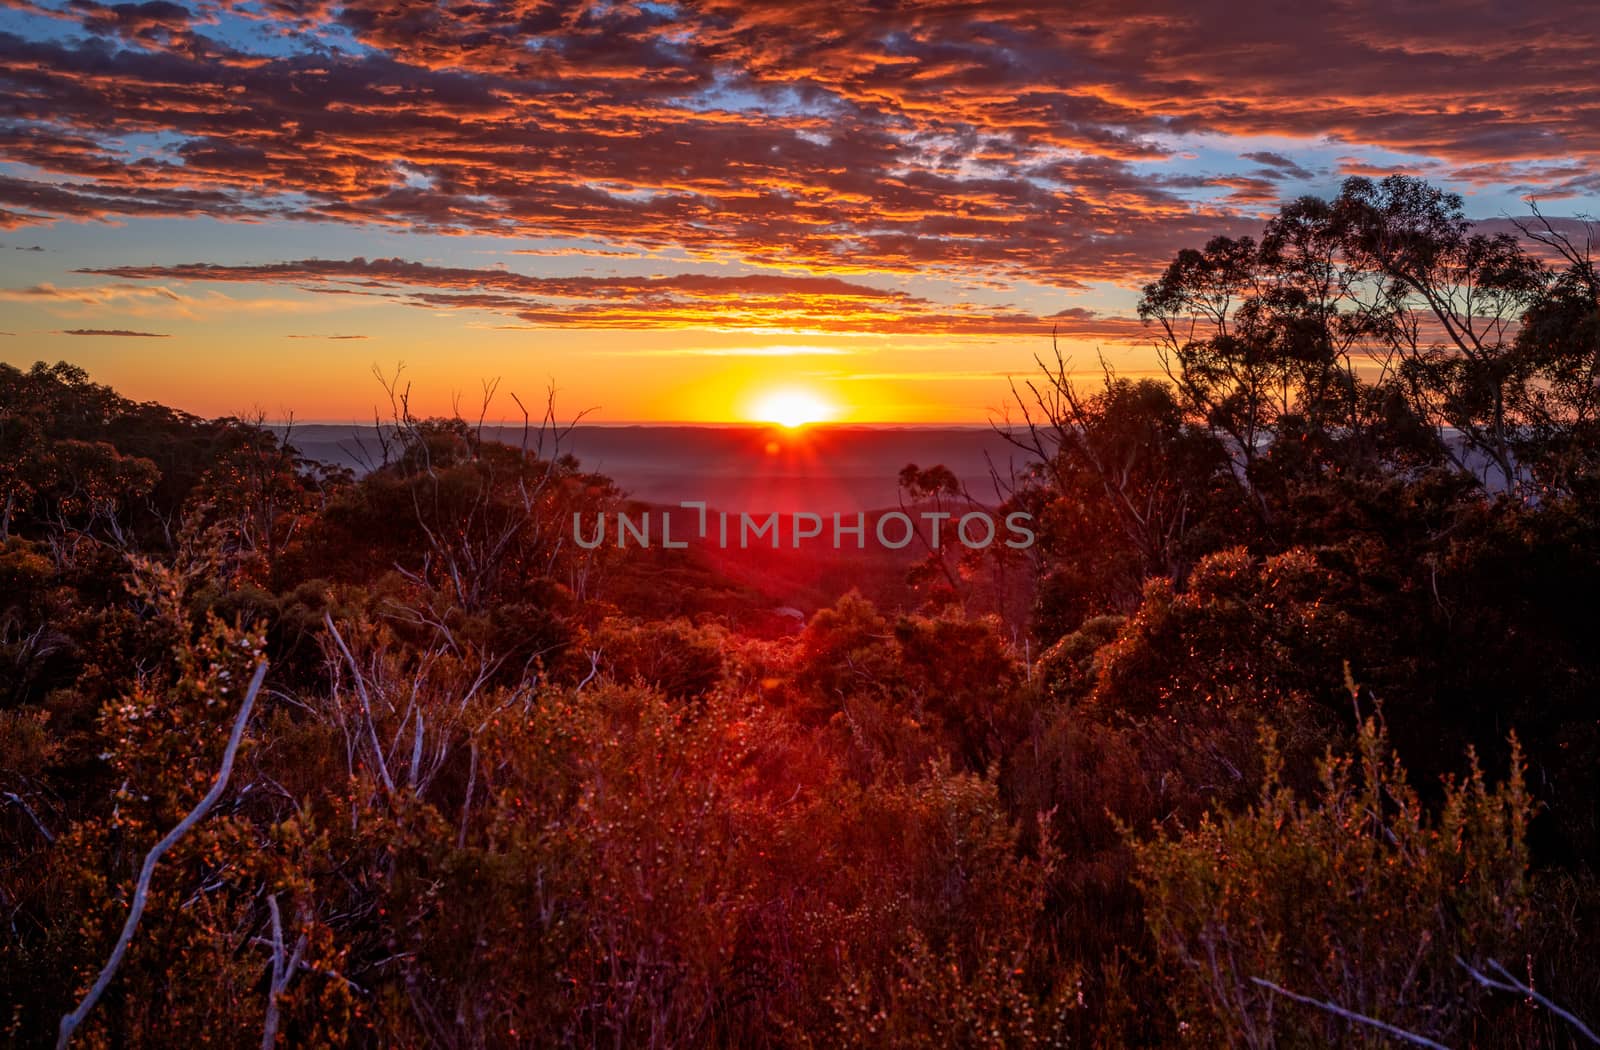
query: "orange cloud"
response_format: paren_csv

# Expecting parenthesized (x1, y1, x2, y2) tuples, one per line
(81, 257, 1148, 337)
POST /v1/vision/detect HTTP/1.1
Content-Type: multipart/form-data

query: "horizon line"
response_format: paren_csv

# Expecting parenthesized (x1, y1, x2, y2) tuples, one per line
(270, 419, 1010, 429)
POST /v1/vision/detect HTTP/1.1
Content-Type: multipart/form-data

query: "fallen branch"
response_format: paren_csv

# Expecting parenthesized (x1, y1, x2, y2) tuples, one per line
(57, 660, 268, 1050)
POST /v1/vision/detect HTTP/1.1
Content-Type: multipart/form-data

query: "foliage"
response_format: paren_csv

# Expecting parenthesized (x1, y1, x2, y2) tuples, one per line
(6, 176, 1600, 1047)
(1132, 718, 1532, 1048)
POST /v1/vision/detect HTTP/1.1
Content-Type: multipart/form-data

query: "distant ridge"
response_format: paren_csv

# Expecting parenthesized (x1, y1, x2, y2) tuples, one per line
(280, 424, 1032, 514)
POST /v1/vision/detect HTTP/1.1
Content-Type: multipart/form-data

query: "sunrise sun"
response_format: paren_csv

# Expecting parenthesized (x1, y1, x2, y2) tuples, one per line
(750, 389, 835, 428)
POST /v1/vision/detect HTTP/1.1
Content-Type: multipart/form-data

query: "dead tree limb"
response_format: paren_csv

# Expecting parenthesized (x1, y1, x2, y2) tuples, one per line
(57, 660, 268, 1050)
(1249, 977, 1454, 1050)
(1, 790, 54, 844)
(323, 612, 396, 795)
(261, 893, 309, 1050)
(1459, 957, 1600, 1045)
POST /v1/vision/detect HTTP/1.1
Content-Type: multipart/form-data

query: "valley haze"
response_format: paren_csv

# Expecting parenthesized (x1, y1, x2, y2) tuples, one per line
(285, 424, 1024, 513)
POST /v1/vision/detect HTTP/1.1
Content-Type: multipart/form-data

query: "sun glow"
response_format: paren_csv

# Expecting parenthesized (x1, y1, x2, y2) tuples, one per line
(750, 388, 835, 428)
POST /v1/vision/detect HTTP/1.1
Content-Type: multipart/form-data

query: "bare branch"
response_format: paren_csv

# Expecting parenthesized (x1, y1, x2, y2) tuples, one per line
(58, 661, 269, 1050)
(1, 789, 55, 844)
(323, 612, 396, 795)
(1458, 957, 1600, 1045)
(1249, 977, 1454, 1049)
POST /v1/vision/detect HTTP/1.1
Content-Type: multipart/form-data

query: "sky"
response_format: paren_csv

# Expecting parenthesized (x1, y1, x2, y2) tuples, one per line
(1, 0, 1599, 423)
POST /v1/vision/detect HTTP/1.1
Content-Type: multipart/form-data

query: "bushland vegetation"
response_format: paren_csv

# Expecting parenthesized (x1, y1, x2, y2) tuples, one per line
(4, 176, 1600, 1047)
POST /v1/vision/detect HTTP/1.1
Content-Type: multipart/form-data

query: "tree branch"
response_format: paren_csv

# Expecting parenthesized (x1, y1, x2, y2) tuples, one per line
(1458, 957, 1600, 1045)
(57, 660, 268, 1050)
(1249, 977, 1454, 1050)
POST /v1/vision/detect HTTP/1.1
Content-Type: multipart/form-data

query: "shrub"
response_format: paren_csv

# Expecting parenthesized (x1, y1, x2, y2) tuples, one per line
(1131, 717, 1532, 1048)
